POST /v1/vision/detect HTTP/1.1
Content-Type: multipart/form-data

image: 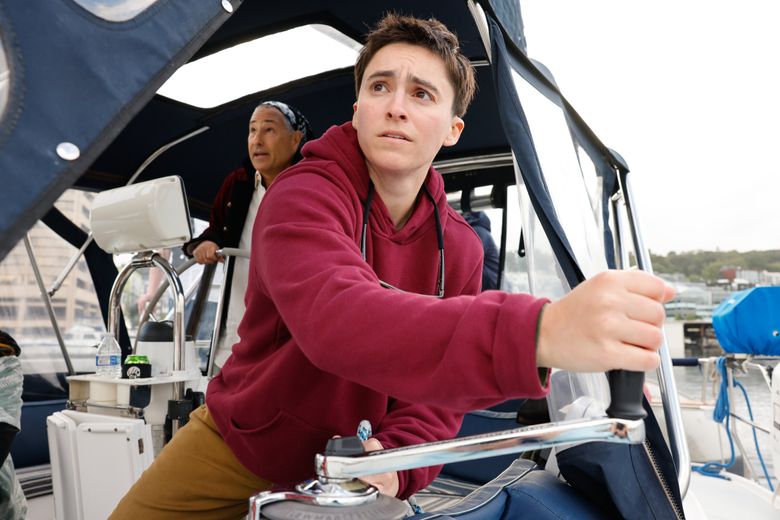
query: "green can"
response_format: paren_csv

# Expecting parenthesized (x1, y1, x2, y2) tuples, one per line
(122, 354, 152, 379)
(125, 354, 150, 364)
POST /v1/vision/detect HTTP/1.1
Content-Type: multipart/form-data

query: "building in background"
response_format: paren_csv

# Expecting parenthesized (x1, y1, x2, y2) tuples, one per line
(662, 267, 780, 321)
(0, 190, 102, 343)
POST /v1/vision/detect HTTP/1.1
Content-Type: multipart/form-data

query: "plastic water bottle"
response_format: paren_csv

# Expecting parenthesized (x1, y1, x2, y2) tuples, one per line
(96, 334, 122, 377)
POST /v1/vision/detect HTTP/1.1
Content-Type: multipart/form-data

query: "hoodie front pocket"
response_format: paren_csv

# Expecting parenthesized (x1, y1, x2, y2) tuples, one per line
(230, 408, 334, 486)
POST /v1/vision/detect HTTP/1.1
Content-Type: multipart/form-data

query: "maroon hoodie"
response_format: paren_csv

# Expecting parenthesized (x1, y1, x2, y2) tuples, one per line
(207, 122, 549, 498)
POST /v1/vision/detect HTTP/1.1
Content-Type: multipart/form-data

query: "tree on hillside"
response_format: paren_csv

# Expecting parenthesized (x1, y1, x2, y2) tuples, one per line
(650, 249, 780, 283)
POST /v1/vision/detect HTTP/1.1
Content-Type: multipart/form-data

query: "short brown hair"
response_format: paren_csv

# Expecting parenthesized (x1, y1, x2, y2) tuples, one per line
(354, 13, 476, 117)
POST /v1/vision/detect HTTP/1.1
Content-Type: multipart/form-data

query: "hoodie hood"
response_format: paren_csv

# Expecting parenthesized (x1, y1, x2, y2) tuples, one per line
(291, 121, 453, 244)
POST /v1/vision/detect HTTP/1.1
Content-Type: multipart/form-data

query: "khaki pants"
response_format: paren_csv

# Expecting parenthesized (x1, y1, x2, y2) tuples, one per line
(111, 405, 273, 519)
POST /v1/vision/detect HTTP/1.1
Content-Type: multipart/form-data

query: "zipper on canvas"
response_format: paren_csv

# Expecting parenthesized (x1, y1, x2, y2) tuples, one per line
(643, 439, 684, 519)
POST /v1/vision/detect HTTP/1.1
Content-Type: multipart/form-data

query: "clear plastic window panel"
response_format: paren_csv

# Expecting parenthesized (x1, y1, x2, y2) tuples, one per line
(500, 185, 529, 295)
(511, 170, 612, 420)
(507, 74, 615, 421)
(574, 143, 606, 239)
(612, 193, 638, 270)
(0, 190, 222, 381)
(0, 191, 105, 378)
(71, 0, 159, 22)
(505, 179, 567, 300)
(510, 70, 609, 279)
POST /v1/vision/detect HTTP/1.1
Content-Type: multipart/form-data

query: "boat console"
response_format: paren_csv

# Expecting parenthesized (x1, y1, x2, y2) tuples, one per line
(86, 175, 202, 435)
(47, 176, 209, 519)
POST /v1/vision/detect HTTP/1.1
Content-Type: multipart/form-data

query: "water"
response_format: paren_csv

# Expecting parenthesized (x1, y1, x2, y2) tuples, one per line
(661, 363, 776, 488)
(95, 334, 122, 377)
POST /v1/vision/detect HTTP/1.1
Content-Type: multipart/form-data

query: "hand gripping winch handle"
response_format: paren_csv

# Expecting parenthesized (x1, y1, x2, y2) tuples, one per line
(606, 370, 647, 420)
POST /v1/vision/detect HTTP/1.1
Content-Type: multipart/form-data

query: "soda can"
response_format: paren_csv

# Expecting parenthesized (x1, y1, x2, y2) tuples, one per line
(123, 354, 152, 379)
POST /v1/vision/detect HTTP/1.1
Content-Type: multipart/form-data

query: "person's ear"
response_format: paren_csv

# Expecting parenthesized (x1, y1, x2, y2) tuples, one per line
(442, 116, 465, 147)
(351, 102, 359, 128)
(291, 130, 303, 151)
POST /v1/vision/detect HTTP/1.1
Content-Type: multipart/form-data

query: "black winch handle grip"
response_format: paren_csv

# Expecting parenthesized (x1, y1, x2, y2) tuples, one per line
(606, 370, 647, 420)
(325, 436, 366, 457)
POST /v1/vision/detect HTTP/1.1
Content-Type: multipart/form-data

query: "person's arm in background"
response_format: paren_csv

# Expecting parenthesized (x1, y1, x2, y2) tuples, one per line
(191, 240, 222, 265)
(136, 249, 172, 316)
(181, 169, 240, 262)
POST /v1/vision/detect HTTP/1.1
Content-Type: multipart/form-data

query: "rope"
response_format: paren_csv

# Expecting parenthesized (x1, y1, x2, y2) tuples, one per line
(692, 358, 735, 480)
(733, 378, 774, 491)
(692, 357, 776, 492)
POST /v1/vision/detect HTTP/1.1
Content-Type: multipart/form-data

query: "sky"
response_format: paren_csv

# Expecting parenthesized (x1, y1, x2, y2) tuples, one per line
(520, 1, 780, 255)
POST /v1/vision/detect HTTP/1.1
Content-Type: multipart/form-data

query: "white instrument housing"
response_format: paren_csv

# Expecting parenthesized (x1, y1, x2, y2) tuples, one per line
(90, 175, 191, 254)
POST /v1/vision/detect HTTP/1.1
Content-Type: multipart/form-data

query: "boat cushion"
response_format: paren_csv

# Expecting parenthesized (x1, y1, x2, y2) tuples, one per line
(441, 402, 526, 484)
(414, 459, 605, 519)
(10, 399, 66, 468)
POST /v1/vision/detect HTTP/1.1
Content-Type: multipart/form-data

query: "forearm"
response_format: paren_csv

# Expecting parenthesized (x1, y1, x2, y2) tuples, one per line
(182, 227, 223, 257)
(372, 401, 464, 498)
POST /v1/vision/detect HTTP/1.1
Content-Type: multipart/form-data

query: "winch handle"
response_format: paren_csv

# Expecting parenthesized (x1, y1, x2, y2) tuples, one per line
(325, 436, 365, 457)
(606, 370, 646, 420)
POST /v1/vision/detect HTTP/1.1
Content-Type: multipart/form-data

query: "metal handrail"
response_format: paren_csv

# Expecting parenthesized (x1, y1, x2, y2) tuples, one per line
(108, 251, 186, 434)
(134, 247, 249, 379)
(206, 247, 249, 377)
(620, 171, 691, 497)
(134, 256, 198, 349)
(24, 235, 75, 375)
(47, 232, 93, 297)
(433, 152, 513, 174)
(134, 247, 249, 378)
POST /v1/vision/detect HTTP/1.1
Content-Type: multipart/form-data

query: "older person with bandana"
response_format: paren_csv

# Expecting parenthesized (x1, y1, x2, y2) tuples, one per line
(181, 101, 312, 368)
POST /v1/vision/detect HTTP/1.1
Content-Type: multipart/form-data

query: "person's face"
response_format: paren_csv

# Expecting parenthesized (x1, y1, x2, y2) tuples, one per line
(247, 106, 302, 178)
(352, 43, 464, 181)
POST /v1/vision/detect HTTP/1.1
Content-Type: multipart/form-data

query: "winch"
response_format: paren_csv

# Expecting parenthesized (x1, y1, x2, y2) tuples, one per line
(248, 415, 645, 519)
(256, 479, 407, 520)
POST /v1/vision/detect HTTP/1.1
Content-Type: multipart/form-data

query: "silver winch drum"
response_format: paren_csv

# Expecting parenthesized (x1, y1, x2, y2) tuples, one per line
(260, 493, 408, 520)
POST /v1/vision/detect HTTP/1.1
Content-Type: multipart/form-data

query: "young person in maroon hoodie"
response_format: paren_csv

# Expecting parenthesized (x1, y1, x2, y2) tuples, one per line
(112, 14, 674, 519)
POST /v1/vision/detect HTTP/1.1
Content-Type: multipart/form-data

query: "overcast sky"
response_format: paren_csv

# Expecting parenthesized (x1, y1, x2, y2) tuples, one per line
(520, 1, 780, 255)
